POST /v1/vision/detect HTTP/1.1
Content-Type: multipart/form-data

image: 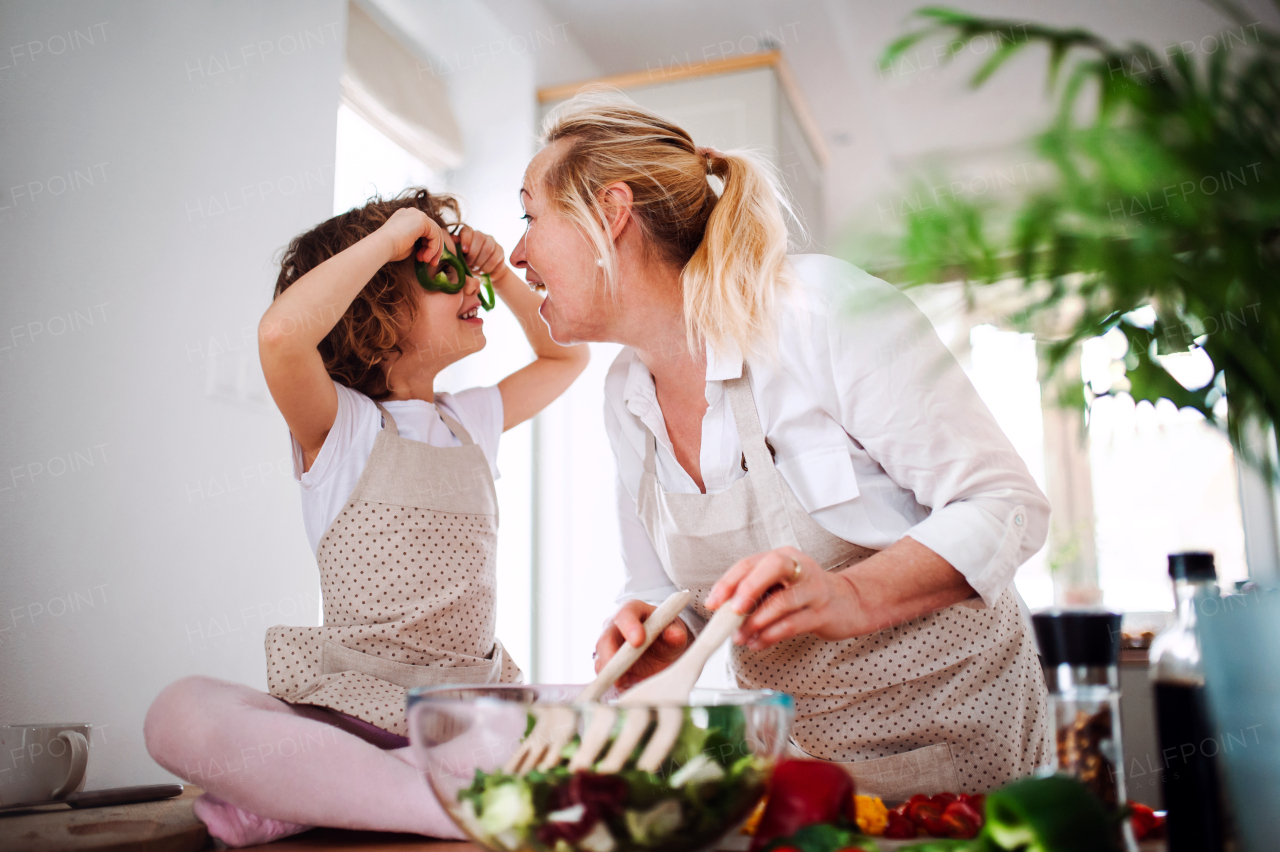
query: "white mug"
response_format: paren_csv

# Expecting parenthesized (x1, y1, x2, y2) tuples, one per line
(0, 723, 90, 807)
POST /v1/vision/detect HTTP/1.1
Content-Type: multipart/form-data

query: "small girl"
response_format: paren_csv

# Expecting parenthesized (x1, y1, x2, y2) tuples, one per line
(144, 189, 588, 846)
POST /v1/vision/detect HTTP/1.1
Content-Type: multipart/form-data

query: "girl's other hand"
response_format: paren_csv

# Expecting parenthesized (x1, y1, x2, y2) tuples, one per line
(378, 208, 445, 266)
(593, 599, 690, 691)
(455, 225, 505, 276)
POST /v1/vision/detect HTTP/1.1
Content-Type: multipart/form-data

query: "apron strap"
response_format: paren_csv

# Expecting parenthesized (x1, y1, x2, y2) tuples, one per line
(373, 403, 400, 437)
(372, 402, 474, 446)
(642, 425, 659, 475)
(724, 367, 801, 550)
(437, 409, 475, 446)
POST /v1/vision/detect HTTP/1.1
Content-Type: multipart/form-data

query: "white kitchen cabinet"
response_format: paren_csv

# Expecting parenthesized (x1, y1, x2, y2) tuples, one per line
(539, 52, 827, 248)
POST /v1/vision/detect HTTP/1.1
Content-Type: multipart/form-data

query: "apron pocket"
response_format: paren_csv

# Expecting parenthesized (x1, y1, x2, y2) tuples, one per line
(320, 639, 504, 688)
(789, 740, 960, 803)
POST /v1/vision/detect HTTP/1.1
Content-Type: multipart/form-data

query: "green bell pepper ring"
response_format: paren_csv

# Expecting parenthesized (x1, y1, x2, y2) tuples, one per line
(414, 245, 496, 311)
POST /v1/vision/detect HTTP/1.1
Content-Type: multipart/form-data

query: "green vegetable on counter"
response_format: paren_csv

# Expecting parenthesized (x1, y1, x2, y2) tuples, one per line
(764, 823, 880, 852)
(981, 776, 1118, 852)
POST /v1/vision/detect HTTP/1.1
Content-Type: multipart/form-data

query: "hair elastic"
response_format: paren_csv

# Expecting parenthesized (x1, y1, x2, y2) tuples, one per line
(696, 145, 721, 175)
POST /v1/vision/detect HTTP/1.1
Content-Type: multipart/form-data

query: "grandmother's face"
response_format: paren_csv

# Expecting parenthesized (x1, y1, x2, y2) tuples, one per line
(510, 139, 616, 345)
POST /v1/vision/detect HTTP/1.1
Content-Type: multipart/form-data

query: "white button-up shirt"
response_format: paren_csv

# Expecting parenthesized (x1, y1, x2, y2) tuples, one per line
(605, 254, 1048, 619)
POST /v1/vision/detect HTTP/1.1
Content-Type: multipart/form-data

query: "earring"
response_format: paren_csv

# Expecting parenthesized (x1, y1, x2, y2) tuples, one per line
(596, 258, 604, 267)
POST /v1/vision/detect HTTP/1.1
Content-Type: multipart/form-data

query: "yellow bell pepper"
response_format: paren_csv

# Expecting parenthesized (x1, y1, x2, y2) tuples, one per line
(854, 794, 888, 836)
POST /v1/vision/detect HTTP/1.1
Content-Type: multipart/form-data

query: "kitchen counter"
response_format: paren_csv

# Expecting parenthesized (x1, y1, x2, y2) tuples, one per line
(0, 784, 1174, 850)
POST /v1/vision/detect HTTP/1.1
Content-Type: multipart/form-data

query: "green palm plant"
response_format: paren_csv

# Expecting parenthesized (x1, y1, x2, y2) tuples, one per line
(876, 4, 1280, 475)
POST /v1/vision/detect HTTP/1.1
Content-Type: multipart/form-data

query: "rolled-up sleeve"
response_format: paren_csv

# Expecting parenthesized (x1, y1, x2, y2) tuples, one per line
(824, 264, 1050, 606)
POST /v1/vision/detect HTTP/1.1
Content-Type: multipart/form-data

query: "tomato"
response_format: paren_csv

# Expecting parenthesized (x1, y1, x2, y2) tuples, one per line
(939, 800, 983, 839)
(905, 796, 947, 835)
(883, 810, 918, 839)
(1129, 801, 1165, 841)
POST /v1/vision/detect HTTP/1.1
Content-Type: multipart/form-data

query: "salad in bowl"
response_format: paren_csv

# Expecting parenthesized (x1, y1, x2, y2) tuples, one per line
(407, 685, 793, 852)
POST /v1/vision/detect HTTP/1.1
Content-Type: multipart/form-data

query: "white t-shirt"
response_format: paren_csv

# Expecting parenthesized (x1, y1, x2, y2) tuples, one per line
(291, 381, 504, 555)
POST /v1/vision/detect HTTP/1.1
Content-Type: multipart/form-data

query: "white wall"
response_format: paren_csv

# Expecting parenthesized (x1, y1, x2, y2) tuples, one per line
(0, 1, 345, 787)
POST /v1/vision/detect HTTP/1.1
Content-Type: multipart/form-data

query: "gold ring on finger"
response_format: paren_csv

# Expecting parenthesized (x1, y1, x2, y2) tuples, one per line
(789, 557, 802, 584)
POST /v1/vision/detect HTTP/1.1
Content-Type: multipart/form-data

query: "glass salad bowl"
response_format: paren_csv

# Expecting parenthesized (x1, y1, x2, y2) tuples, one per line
(407, 684, 794, 852)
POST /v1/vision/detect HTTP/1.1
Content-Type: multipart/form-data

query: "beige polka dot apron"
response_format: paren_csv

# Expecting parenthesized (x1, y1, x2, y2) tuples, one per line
(635, 369, 1048, 798)
(266, 404, 522, 738)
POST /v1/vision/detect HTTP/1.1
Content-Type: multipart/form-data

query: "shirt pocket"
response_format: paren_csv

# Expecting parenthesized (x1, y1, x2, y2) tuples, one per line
(774, 445, 861, 514)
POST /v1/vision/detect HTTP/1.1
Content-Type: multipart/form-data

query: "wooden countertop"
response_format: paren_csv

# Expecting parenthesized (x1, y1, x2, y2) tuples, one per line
(0, 785, 1171, 851)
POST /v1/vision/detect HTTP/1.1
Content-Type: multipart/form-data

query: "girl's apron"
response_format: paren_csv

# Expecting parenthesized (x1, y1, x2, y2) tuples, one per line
(266, 403, 522, 739)
(635, 369, 1049, 798)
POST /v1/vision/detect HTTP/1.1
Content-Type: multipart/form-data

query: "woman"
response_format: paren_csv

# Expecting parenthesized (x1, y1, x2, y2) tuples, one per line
(510, 92, 1051, 798)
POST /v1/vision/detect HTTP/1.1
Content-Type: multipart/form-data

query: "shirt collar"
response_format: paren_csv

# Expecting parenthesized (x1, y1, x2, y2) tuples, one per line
(622, 339, 744, 416)
(705, 339, 743, 381)
(622, 349, 657, 416)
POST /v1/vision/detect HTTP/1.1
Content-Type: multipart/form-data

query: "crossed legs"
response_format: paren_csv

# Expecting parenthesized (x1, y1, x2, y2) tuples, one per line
(143, 676, 464, 841)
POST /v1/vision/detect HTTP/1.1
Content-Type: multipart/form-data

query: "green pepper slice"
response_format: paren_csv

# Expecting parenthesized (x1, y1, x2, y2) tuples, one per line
(414, 244, 496, 311)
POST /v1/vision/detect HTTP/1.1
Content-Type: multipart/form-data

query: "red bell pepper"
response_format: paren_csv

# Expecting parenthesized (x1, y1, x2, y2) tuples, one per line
(749, 760, 857, 852)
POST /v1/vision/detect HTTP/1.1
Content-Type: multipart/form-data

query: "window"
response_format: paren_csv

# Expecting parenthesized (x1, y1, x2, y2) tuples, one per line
(1082, 331, 1249, 611)
(333, 103, 438, 215)
(917, 286, 1252, 613)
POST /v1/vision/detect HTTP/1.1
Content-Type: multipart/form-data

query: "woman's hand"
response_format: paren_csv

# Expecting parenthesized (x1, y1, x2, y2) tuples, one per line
(704, 539, 978, 651)
(594, 600, 690, 691)
(704, 547, 863, 650)
(377, 208, 445, 266)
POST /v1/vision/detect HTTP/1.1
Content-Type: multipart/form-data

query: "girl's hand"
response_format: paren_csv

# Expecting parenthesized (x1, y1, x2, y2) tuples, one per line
(593, 599, 690, 691)
(378, 208, 445, 266)
(704, 547, 863, 650)
(455, 224, 505, 277)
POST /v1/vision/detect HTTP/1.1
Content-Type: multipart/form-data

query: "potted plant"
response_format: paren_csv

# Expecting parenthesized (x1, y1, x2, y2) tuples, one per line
(865, 5, 1280, 476)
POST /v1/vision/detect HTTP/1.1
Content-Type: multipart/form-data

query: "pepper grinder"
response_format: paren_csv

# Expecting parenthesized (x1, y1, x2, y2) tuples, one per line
(1032, 610, 1137, 852)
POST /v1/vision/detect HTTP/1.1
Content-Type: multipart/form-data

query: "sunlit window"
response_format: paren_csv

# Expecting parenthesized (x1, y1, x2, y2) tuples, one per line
(333, 103, 439, 216)
(1082, 331, 1248, 611)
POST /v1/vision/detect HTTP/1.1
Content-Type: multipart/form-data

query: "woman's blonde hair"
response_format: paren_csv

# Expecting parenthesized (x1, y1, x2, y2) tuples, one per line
(539, 88, 798, 356)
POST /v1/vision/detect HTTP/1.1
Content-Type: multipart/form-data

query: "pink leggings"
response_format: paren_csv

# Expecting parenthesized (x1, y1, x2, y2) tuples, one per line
(143, 675, 464, 837)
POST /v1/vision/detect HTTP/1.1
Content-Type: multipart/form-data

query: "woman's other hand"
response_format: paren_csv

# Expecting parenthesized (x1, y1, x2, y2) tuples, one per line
(704, 546, 861, 651)
(378, 207, 445, 266)
(594, 599, 690, 691)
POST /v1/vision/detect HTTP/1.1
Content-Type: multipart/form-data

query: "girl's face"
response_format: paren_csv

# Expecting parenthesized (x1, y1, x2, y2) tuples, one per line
(510, 139, 617, 345)
(395, 231, 486, 374)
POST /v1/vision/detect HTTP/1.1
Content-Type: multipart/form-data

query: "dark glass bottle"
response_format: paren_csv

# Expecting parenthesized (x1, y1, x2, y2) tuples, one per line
(1150, 552, 1225, 852)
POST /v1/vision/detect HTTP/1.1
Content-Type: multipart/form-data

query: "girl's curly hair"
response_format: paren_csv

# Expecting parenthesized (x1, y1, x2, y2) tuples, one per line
(274, 188, 459, 400)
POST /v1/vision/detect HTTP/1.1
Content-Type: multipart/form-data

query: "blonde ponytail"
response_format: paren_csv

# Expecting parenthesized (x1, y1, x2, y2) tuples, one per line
(540, 88, 797, 357)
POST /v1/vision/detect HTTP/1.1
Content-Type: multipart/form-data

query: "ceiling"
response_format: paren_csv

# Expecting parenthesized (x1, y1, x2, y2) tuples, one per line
(488, 0, 1273, 252)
